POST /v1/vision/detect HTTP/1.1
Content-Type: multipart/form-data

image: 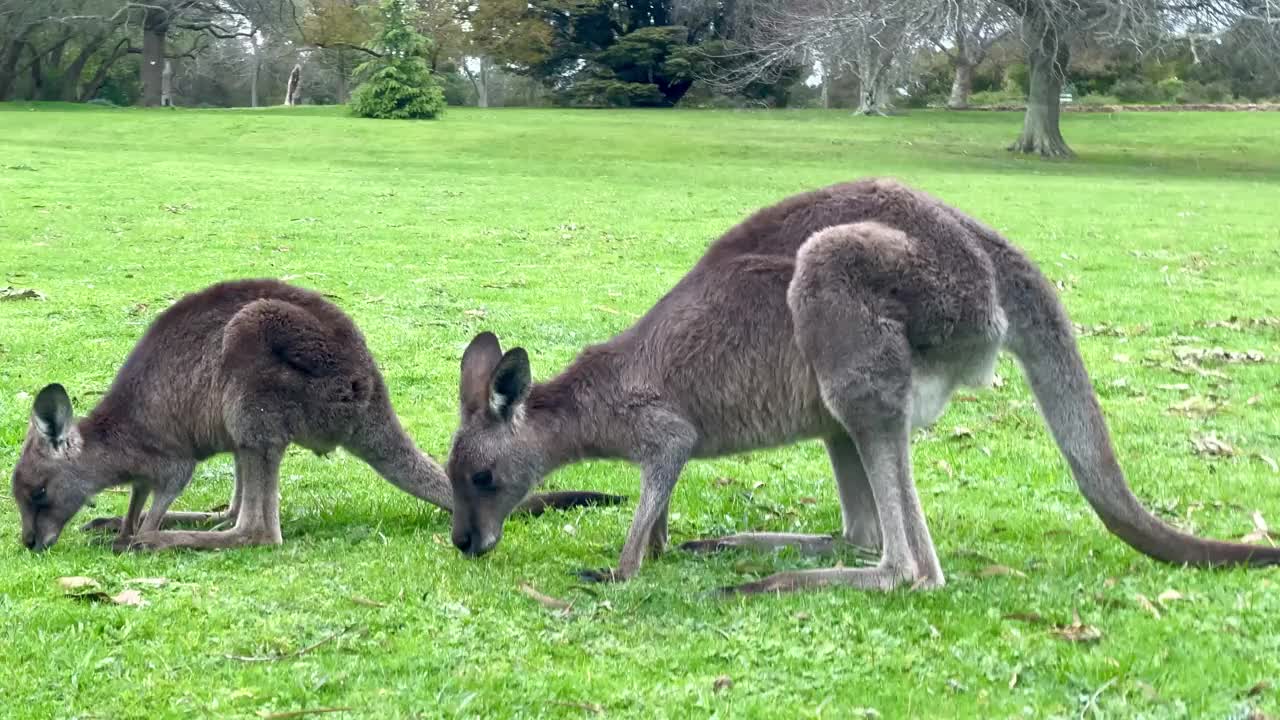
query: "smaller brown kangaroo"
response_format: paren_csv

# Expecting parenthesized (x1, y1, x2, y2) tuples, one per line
(446, 178, 1280, 594)
(11, 279, 622, 553)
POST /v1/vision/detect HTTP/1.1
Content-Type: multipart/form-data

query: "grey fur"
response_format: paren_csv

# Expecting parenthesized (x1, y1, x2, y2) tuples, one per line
(9, 279, 622, 553)
(447, 178, 1280, 594)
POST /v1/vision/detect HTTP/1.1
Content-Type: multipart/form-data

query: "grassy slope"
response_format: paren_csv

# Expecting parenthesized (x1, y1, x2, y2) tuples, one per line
(0, 103, 1278, 719)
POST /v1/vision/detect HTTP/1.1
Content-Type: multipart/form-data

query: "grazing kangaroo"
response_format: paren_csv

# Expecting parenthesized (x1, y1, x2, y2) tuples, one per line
(10, 279, 622, 553)
(446, 178, 1280, 594)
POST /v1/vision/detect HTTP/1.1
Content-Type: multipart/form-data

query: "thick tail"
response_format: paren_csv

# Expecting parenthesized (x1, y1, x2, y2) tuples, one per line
(977, 222, 1280, 567)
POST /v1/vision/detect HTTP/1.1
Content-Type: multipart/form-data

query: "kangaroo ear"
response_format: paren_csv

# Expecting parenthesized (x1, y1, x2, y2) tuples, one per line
(32, 384, 73, 447)
(461, 332, 503, 418)
(489, 348, 531, 422)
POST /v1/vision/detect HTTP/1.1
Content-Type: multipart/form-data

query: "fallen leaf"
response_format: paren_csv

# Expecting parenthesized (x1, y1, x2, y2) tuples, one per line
(714, 476, 736, 487)
(1191, 433, 1237, 457)
(936, 460, 954, 479)
(594, 305, 620, 316)
(1135, 593, 1161, 619)
(0, 286, 46, 301)
(1242, 511, 1275, 545)
(1051, 610, 1103, 643)
(1247, 394, 1263, 405)
(519, 583, 572, 613)
(1112, 353, 1131, 364)
(1110, 378, 1129, 388)
(1255, 454, 1279, 474)
(349, 595, 386, 608)
(1157, 383, 1192, 391)
(713, 675, 733, 693)
(1157, 589, 1185, 605)
(1247, 680, 1272, 697)
(1008, 667, 1020, 689)
(951, 426, 974, 439)
(980, 564, 1027, 578)
(1167, 396, 1224, 418)
(463, 309, 486, 319)
(110, 589, 147, 607)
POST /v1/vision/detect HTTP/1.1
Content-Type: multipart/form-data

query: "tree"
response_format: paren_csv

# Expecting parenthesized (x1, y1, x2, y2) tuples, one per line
(931, 0, 1012, 108)
(700, 0, 939, 115)
(349, 0, 445, 118)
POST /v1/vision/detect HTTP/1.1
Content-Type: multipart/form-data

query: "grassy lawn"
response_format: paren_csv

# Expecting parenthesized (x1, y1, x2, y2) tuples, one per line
(1, 102, 1278, 719)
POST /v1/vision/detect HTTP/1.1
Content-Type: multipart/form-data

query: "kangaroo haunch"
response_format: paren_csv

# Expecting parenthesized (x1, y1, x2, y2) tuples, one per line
(446, 178, 1280, 594)
(11, 279, 623, 553)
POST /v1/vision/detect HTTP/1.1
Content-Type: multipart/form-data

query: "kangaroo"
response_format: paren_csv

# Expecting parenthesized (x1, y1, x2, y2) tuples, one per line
(446, 178, 1280, 594)
(10, 279, 623, 553)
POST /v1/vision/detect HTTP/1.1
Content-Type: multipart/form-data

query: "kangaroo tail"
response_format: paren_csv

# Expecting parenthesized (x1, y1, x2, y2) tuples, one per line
(963, 211, 1280, 567)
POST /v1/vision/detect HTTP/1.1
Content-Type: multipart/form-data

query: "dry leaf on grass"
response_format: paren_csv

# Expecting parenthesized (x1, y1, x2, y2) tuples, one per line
(58, 576, 101, 591)
(1173, 346, 1267, 365)
(58, 577, 149, 607)
(0, 287, 46, 301)
(713, 675, 734, 693)
(349, 595, 387, 608)
(1254, 454, 1279, 474)
(980, 565, 1027, 578)
(1167, 396, 1225, 418)
(1242, 511, 1275, 545)
(1157, 589, 1186, 605)
(124, 577, 169, 587)
(1157, 383, 1192, 391)
(110, 589, 147, 607)
(1135, 594, 1161, 619)
(951, 426, 974, 440)
(1191, 433, 1237, 457)
(1246, 680, 1272, 697)
(519, 583, 572, 613)
(1050, 611, 1103, 643)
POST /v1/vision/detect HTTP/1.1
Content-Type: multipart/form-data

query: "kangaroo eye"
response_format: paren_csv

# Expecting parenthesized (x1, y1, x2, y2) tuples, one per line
(471, 471, 495, 492)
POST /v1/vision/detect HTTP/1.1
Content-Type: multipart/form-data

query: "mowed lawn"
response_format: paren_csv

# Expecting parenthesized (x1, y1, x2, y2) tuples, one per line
(1, 103, 1278, 719)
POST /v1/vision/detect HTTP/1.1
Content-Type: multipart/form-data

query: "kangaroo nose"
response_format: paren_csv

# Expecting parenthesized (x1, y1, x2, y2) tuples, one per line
(453, 530, 474, 554)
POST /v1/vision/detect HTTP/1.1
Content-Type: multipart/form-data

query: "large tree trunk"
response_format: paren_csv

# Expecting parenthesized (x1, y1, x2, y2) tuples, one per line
(285, 64, 302, 105)
(1009, 12, 1072, 157)
(141, 10, 167, 106)
(249, 31, 261, 107)
(61, 34, 108, 102)
(336, 49, 349, 103)
(947, 61, 974, 109)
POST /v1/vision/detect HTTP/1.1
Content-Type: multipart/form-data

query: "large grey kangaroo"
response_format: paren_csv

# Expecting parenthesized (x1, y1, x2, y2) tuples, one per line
(11, 279, 622, 553)
(446, 178, 1280, 594)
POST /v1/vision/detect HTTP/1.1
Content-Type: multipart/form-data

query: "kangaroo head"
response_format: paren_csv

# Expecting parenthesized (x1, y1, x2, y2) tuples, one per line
(11, 384, 94, 552)
(447, 332, 543, 557)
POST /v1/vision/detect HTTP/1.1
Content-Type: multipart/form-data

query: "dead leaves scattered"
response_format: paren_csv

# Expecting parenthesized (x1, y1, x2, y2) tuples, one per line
(713, 675, 734, 693)
(0, 286, 46, 301)
(1050, 610, 1103, 643)
(57, 576, 150, 607)
(1191, 433, 1237, 457)
(1205, 316, 1280, 332)
(1167, 395, 1226, 418)
(1172, 346, 1267, 365)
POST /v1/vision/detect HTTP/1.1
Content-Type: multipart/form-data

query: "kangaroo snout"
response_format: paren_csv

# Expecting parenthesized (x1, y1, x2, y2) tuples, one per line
(452, 527, 499, 557)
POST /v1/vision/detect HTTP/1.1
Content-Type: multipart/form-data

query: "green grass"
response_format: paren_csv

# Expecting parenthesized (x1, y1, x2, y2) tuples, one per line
(1, 102, 1278, 719)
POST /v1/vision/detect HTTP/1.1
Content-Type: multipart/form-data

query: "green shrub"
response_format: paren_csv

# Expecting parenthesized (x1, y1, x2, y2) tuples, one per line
(1157, 77, 1185, 102)
(1077, 93, 1121, 106)
(1111, 78, 1159, 102)
(1003, 64, 1030, 95)
(349, 0, 446, 120)
(969, 89, 1025, 106)
(1178, 80, 1233, 103)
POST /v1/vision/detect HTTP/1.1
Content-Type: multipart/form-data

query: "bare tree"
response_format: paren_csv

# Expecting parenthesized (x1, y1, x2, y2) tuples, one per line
(931, 0, 1013, 108)
(700, 0, 941, 114)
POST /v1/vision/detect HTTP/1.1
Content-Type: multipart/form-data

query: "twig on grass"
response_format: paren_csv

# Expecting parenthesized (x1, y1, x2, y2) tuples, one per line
(226, 629, 351, 663)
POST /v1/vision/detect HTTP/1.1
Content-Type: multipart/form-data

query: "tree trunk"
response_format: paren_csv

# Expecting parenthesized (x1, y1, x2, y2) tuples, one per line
(249, 30, 260, 107)
(1009, 13, 1072, 157)
(947, 61, 974, 109)
(80, 40, 128, 101)
(285, 64, 302, 105)
(141, 10, 167, 107)
(161, 59, 174, 106)
(336, 49, 349, 103)
(61, 34, 108, 102)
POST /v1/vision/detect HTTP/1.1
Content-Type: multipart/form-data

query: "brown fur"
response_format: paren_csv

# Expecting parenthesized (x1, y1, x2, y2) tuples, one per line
(447, 178, 1280, 594)
(11, 279, 622, 553)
